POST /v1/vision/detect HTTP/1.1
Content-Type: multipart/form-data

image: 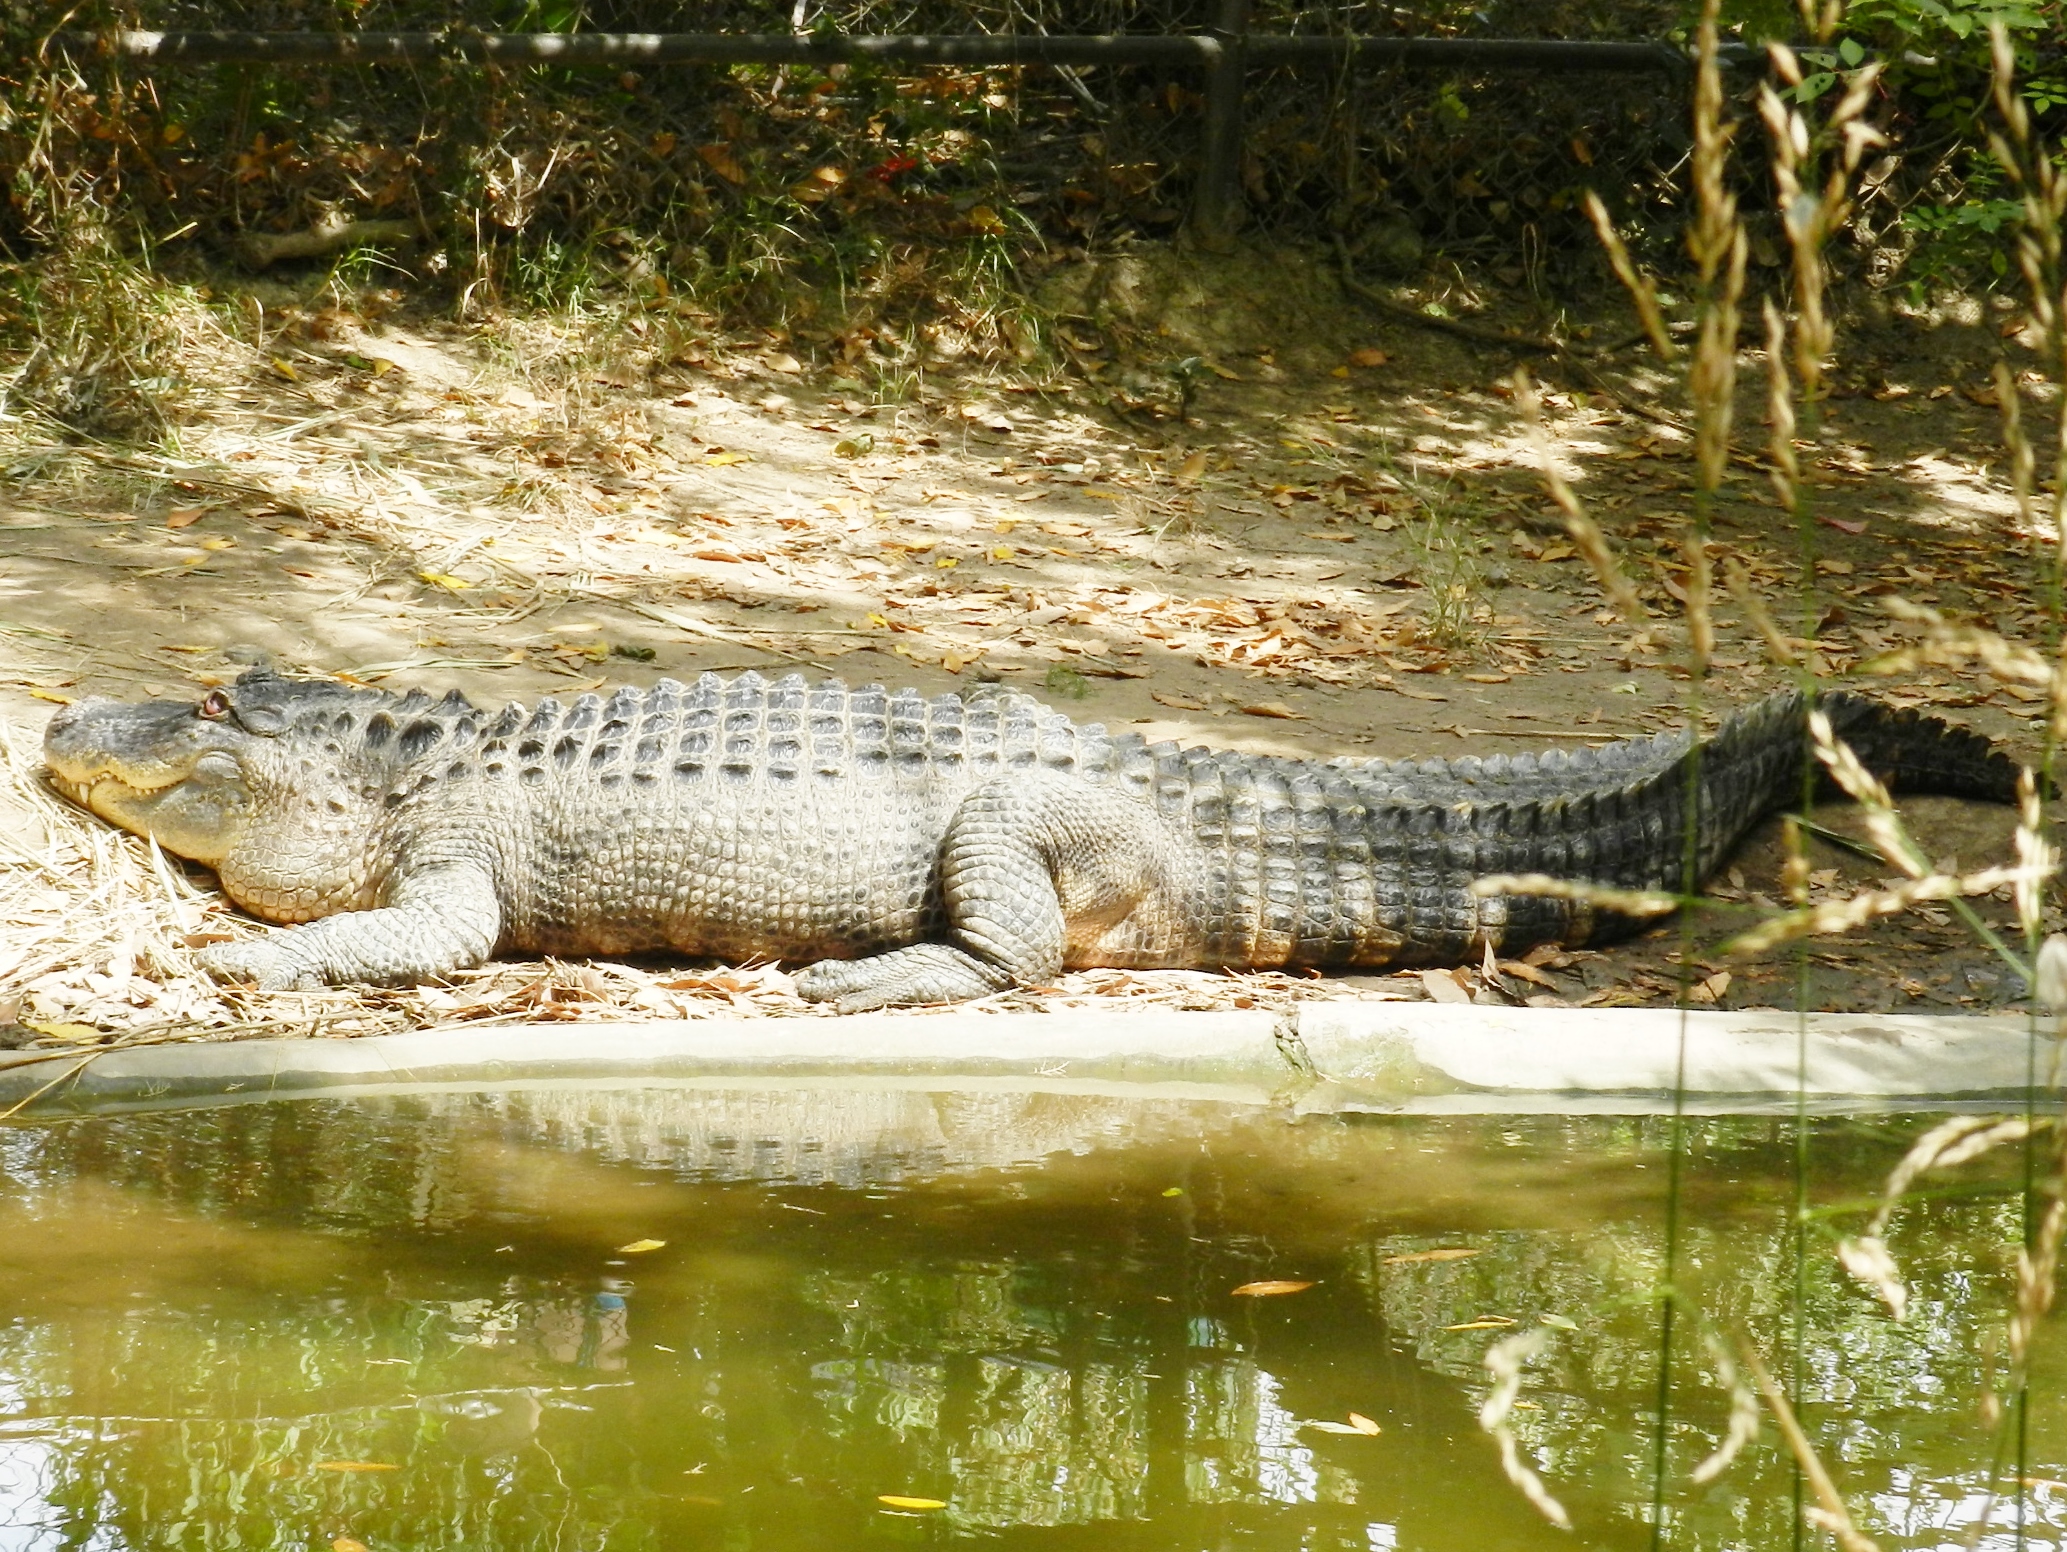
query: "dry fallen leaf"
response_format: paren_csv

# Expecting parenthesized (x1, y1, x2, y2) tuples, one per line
(1175, 451, 1209, 484)
(1420, 968, 1473, 1005)
(1231, 1279, 1314, 1297)
(697, 142, 746, 183)
(165, 506, 209, 528)
(1151, 691, 1208, 711)
(1689, 970, 1732, 1004)
(1348, 348, 1389, 368)
(1239, 702, 1305, 720)
(23, 1019, 100, 1042)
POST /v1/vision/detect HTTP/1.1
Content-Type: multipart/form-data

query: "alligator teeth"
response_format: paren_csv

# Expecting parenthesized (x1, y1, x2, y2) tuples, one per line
(66, 770, 182, 800)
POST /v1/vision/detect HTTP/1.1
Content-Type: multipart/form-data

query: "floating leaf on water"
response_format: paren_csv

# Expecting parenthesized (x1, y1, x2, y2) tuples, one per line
(1384, 1247, 1481, 1266)
(1347, 1411, 1382, 1435)
(1231, 1280, 1314, 1297)
(878, 1495, 948, 1511)
(1302, 1420, 1366, 1434)
(1540, 1313, 1579, 1330)
(314, 1461, 401, 1472)
(1444, 1317, 1517, 1331)
(616, 1239, 667, 1254)
(333, 1539, 370, 1552)
(1161, 1186, 1185, 1197)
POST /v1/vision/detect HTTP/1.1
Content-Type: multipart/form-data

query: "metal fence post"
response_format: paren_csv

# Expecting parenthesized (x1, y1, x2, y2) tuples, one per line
(1190, 0, 1251, 252)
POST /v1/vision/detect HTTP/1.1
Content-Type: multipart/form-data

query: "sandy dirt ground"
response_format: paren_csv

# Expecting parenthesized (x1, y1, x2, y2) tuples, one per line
(0, 254, 2057, 1046)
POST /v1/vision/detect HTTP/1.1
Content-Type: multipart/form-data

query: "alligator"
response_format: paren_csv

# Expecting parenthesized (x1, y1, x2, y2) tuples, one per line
(42, 670, 2021, 1011)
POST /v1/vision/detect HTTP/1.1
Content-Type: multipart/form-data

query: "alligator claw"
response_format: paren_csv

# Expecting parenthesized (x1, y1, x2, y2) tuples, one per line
(197, 938, 320, 992)
(794, 946, 1015, 1011)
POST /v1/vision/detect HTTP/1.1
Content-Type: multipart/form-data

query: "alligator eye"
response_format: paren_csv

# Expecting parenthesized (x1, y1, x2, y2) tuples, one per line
(198, 690, 231, 720)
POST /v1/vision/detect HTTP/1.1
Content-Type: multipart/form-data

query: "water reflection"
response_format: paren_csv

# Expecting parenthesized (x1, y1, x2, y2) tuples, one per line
(0, 1091, 2054, 1550)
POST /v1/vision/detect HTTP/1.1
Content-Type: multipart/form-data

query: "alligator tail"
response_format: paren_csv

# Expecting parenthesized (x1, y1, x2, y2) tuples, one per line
(1815, 689, 2024, 803)
(1211, 689, 2026, 966)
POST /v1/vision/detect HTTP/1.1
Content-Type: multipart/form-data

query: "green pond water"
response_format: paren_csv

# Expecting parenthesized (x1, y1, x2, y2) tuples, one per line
(0, 1087, 2061, 1551)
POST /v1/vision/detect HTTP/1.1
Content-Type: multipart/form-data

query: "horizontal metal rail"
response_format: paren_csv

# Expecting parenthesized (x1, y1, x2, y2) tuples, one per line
(57, 29, 1699, 75)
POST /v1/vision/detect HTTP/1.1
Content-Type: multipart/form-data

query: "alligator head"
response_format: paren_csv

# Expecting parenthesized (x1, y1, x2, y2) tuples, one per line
(42, 670, 469, 922)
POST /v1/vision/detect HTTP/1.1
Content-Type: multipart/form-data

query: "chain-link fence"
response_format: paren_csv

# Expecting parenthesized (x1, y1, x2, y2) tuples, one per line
(1, 2, 1713, 302)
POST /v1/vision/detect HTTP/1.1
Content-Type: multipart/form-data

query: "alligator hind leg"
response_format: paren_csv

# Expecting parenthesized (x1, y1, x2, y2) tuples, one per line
(791, 941, 1017, 1013)
(794, 772, 1175, 1013)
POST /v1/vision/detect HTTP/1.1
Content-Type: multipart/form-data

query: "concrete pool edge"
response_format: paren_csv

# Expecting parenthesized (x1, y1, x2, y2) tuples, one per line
(0, 1003, 2057, 1117)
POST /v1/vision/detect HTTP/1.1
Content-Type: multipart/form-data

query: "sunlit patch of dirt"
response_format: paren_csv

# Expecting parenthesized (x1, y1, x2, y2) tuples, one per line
(0, 276, 2057, 1041)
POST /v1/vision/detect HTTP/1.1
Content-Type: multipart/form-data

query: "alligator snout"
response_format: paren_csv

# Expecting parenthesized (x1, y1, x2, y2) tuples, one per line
(42, 698, 100, 738)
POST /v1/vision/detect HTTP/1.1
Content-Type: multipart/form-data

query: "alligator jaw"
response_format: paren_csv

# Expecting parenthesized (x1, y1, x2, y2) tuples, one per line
(41, 748, 249, 867)
(44, 759, 191, 820)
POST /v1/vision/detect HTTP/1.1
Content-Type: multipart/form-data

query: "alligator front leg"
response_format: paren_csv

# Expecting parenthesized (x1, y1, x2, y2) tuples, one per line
(794, 773, 1179, 1013)
(199, 864, 502, 990)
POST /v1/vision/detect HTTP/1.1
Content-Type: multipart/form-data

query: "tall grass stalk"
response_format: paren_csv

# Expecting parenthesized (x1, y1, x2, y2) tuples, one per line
(1486, 10, 2067, 1548)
